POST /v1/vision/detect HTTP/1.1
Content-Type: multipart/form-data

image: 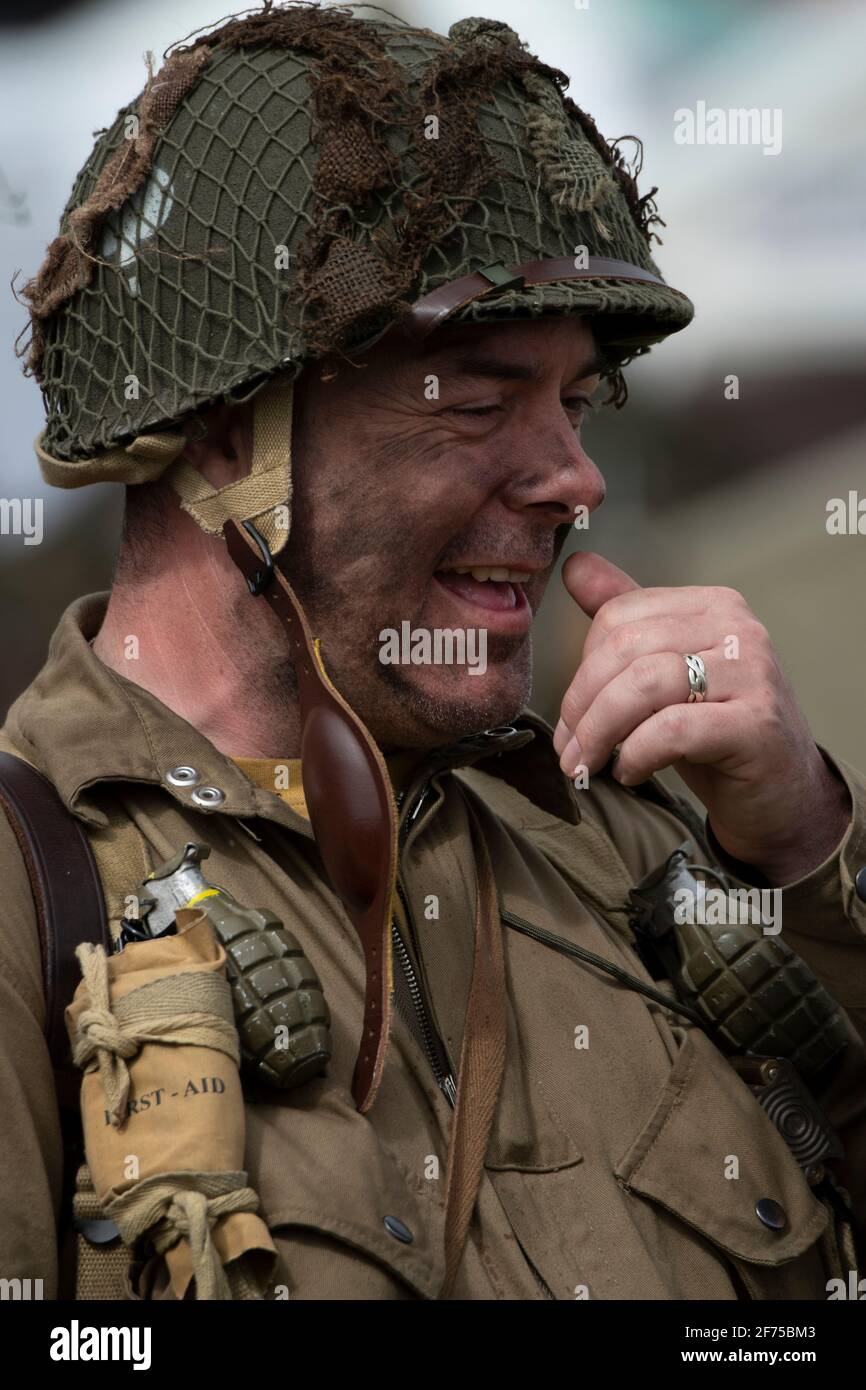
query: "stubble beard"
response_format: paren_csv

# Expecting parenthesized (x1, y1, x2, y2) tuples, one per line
(376, 633, 533, 743)
(286, 557, 533, 747)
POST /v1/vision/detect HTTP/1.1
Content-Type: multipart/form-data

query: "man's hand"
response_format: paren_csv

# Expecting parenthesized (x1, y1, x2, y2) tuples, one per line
(553, 551, 852, 886)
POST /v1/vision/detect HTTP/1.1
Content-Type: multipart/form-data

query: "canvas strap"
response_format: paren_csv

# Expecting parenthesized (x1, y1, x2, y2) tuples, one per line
(163, 375, 294, 556)
(439, 796, 507, 1299)
(33, 374, 295, 559)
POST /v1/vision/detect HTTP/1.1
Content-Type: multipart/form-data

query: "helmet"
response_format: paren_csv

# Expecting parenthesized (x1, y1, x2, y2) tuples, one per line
(19, 3, 692, 555)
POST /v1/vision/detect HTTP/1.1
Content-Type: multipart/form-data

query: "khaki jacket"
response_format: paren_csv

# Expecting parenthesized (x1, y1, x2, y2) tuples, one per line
(2, 593, 865, 1300)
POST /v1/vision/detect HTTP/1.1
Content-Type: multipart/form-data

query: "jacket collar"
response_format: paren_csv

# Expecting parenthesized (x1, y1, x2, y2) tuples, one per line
(3, 593, 580, 831)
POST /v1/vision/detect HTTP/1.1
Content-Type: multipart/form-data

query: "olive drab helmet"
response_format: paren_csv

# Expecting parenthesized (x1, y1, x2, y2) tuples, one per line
(17, 3, 695, 1114)
(20, 2, 693, 556)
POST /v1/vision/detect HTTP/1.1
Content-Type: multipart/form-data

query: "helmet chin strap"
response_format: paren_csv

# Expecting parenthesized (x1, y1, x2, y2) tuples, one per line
(225, 517, 397, 1115)
(164, 373, 295, 557)
(163, 373, 397, 1115)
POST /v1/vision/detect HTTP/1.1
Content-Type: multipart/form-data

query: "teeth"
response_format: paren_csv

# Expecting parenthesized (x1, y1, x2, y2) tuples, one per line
(448, 566, 532, 583)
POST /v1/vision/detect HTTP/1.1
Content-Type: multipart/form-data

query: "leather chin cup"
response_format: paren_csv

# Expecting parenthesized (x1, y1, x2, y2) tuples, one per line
(224, 519, 397, 1114)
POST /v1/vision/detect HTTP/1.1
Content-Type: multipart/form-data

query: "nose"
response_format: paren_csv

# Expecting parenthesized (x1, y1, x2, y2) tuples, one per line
(498, 409, 606, 524)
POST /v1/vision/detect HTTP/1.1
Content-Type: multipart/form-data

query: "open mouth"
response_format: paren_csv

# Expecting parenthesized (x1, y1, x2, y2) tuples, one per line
(433, 564, 533, 617)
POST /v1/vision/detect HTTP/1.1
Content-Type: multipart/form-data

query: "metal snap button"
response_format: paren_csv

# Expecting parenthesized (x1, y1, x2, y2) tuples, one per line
(383, 1215, 413, 1244)
(166, 765, 200, 787)
(755, 1198, 787, 1231)
(191, 785, 226, 809)
(73, 1217, 121, 1245)
(855, 867, 866, 902)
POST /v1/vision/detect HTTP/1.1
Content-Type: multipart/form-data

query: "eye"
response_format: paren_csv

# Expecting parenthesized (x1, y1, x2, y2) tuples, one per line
(443, 394, 598, 422)
(563, 395, 598, 426)
(447, 402, 503, 418)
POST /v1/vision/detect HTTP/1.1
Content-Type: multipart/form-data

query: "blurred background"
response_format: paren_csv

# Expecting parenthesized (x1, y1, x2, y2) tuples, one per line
(1, 0, 864, 771)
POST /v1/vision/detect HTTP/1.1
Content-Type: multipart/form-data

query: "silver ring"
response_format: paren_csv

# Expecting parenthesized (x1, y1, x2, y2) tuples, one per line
(684, 654, 707, 703)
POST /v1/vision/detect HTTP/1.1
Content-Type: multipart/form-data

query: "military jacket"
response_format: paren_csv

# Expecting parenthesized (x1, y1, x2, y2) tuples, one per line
(1, 594, 865, 1299)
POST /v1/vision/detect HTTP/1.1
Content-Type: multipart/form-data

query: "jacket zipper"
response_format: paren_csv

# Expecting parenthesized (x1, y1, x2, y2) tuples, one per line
(391, 892, 457, 1108)
(393, 783, 457, 1108)
(395, 774, 558, 1297)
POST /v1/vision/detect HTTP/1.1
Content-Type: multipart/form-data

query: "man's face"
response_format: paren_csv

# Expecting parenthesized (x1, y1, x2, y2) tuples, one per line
(286, 316, 606, 751)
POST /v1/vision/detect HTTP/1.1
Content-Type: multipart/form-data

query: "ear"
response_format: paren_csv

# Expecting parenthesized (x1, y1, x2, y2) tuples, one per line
(182, 400, 254, 490)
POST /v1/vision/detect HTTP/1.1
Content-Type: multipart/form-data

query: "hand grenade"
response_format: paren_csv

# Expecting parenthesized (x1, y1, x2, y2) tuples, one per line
(121, 841, 331, 1090)
(629, 847, 848, 1079)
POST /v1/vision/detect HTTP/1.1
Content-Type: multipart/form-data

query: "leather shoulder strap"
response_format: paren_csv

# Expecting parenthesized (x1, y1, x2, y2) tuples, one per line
(0, 751, 109, 1086)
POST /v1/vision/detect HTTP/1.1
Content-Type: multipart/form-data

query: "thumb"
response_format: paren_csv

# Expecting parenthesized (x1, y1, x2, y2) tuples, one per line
(561, 550, 642, 619)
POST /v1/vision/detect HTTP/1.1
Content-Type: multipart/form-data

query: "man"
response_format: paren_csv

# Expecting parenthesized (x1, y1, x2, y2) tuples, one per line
(2, 5, 865, 1300)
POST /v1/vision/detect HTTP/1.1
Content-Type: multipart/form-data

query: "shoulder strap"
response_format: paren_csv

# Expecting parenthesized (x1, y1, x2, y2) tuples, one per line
(0, 751, 109, 1096)
(0, 749, 140, 1299)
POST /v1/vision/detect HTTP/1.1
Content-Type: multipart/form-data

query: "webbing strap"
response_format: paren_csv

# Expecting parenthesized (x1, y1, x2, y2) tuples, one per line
(70, 1164, 130, 1300)
(439, 798, 507, 1299)
(34, 373, 294, 561)
(164, 375, 293, 555)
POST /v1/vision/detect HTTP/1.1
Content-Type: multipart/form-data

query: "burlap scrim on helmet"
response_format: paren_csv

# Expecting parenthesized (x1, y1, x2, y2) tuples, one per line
(295, 14, 609, 357)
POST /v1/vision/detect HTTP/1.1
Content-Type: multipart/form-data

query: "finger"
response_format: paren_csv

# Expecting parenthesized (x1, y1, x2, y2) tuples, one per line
(582, 584, 749, 661)
(559, 617, 731, 742)
(561, 550, 641, 619)
(558, 649, 729, 776)
(611, 700, 743, 786)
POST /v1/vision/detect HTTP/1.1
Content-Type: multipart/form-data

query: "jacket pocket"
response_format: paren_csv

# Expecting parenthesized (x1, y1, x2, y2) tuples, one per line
(484, 985, 584, 1173)
(247, 1084, 447, 1299)
(614, 1026, 830, 1296)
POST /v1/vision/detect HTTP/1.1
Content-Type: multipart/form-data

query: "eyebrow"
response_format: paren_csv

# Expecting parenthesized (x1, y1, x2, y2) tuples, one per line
(441, 348, 609, 385)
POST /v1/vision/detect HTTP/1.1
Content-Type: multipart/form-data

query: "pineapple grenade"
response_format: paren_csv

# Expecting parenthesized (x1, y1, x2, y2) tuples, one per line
(127, 841, 331, 1089)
